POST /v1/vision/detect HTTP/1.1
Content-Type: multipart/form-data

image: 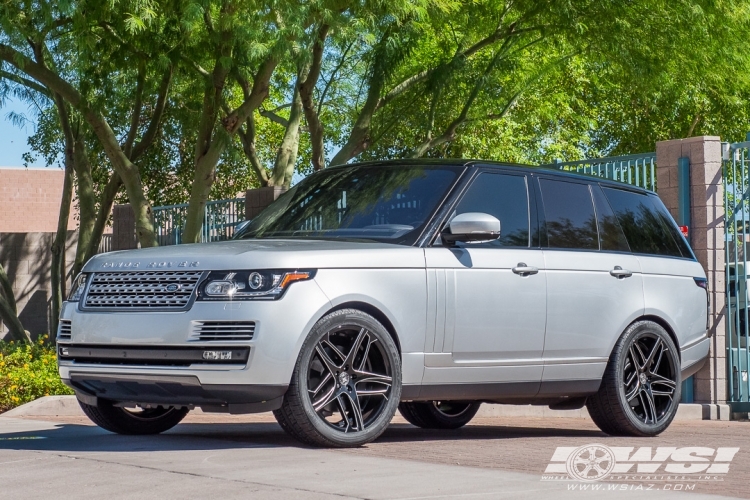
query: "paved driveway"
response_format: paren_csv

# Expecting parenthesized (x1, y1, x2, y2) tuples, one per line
(0, 411, 746, 499)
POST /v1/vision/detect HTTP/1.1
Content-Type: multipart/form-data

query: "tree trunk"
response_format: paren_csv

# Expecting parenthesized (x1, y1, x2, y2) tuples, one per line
(0, 264, 30, 343)
(50, 142, 75, 337)
(272, 81, 304, 187)
(85, 172, 122, 262)
(299, 25, 329, 171)
(329, 82, 380, 166)
(182, 134, 229, 243)
(72, 136, 97, 276)
(50, 93, 75, 337)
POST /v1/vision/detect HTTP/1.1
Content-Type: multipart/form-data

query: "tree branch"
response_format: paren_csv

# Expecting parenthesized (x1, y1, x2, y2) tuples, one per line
(131, 64, 173, 161)
(122, 61, 146, 158)
(0, 69, 50, 97)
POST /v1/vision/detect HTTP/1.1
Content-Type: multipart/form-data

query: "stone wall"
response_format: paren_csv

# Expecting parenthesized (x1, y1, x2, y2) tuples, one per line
(0, 231, 77, 340)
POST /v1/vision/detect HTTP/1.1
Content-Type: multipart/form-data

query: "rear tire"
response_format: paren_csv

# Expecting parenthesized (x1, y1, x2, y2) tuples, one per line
(78, 398, 189, 435)
(399, 401, 481, 429)
(586, 320, 681, 437)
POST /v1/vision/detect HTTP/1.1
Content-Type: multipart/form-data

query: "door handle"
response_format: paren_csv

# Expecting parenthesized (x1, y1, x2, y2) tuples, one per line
(610, 266, 633, 279)
(512, 263, 539, 276)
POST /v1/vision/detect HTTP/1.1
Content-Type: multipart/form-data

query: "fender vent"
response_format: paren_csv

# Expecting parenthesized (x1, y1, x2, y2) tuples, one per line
(191, 321, 256, 341)
(58, 320, 72, 341)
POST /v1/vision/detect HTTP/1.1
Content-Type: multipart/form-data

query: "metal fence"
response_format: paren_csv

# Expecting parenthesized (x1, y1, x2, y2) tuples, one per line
(723, 140, 750, 410)
(152, 198, 246, 246)
(544, 152, 657, 192)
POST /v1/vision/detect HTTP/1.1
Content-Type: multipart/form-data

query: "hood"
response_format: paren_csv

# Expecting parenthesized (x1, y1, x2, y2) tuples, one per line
(84, 239, 425, 272)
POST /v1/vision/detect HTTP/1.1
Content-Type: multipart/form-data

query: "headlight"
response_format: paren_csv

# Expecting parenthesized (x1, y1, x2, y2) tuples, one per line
(68, 273, 89, 302)
(197, 270, 315, 301)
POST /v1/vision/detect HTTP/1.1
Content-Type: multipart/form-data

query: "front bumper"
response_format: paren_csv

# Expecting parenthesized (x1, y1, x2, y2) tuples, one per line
(58, 280, 331, 410)
(66, 372, 287, 413)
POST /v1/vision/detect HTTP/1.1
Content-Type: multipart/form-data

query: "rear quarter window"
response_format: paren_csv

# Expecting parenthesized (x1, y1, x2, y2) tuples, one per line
(601, 187, 690, 258)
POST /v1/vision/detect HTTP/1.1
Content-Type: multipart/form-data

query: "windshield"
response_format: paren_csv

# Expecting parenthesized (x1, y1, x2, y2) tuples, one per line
(236, 165, 460, 245)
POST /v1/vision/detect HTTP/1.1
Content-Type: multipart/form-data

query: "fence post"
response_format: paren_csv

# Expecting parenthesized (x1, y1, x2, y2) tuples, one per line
(245, 187, 287, 220)
(656, 136, 727, 418)
(112, 204, 137, 251)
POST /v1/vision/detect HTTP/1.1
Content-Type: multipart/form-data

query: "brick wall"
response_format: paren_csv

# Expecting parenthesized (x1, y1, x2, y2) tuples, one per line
(0, 168, 77, 232)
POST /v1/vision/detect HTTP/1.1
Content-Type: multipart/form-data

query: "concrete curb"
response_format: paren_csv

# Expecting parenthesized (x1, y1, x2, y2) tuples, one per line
(2, 395, 83, 417)
(1, 396, 709, 421)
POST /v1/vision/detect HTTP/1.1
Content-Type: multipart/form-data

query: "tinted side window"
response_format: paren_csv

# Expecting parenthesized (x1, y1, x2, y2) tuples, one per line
(539, 179, 598, 250)
(650, 196, 694, 259)
(592, 185, 630, 252)
(452, 172, 530, 247)
(602, 187, 682, 257)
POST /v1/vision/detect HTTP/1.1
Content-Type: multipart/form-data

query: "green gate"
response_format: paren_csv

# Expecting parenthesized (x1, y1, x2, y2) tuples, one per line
(724, 140, 750, 411)
(152, 198, 246, 246)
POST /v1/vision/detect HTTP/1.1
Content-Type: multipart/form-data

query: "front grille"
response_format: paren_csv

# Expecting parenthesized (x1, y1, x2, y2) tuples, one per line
(190, 321, 256, 341)
(83, 271, 203, 310)
(57, 319, 72, 340)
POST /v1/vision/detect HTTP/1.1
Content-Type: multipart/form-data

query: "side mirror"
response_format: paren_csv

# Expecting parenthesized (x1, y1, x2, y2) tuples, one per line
(442, 212, 501, 245)
(232, 219, 252, 239)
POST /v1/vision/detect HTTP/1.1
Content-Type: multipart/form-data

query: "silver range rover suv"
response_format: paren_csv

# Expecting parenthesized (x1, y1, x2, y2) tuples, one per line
(58, 160, 709, 447)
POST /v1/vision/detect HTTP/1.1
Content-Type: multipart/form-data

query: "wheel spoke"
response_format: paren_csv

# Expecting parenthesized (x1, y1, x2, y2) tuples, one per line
(309, 372, 333, 397)
(356, 387, 390, 399)
(312, 384, 339, 412)
(624, 369, 637, 387)
(650, 373, 677, 390)
(354, 369, 393, 387)
(625, 382, 640, 402)
(344, 328, 368, 367)
(629, 344, 644, 370)
(335, 395, 351, 433)
(358, 337, 373, 371)
(315, 344, 341, 377)
(650, 344, 666, 375)
(343, 390, 365, 431)
(644, 338, 662, 371)
(643, 388, 658, 424)
(321, 335, 346, 363)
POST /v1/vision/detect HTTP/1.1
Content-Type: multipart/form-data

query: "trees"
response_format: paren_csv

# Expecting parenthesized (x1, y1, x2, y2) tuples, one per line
(2, 1, 750, 340)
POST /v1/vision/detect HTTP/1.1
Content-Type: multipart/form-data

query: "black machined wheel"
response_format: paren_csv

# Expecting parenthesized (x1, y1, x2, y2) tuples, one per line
(399, 400, 481, 429)
(274, 309, 402, 447)
(77, 398, 189, 435)
(587, 320, 681, 437)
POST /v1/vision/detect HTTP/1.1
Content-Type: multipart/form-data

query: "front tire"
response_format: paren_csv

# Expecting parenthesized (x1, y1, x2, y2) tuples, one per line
(78, 399, 189, 435)
(274, 309, 402, 447)
(399, 401, 481, 429)
(587, 320, 681, 437)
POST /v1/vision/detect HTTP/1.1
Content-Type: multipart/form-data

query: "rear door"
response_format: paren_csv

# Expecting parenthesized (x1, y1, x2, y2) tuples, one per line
(538, 177, 644, 394)
(601, 187, 707, 351)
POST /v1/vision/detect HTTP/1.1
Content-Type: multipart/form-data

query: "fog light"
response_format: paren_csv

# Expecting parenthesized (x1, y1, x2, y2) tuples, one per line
(202, 350, 232, 360)
(60, 347, 69, 356)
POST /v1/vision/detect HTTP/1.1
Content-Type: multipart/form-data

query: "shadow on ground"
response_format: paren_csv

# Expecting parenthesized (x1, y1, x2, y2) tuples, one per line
(0, 420, 606, 454)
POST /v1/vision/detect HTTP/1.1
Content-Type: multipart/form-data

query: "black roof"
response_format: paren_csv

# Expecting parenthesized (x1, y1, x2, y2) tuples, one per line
(329, 158, 653, 195)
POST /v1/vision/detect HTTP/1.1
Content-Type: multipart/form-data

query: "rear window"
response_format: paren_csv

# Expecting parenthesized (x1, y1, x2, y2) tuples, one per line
(601, 187, 691, 258)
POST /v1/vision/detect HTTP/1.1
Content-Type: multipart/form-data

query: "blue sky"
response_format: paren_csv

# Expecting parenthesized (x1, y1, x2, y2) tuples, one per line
(0, 96, 54, 169)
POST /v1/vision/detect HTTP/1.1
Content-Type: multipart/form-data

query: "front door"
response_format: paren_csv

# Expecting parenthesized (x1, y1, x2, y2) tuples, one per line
(422, 170, 547, 396)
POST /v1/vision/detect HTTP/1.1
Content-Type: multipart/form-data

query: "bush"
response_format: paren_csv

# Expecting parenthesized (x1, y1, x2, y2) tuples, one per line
(0, 336, 73, 413)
